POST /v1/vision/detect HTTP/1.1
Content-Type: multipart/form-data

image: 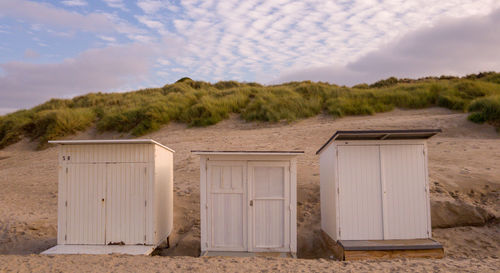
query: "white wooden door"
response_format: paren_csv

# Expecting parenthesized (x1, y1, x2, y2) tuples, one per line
(105, 163, 147, 245)
(248, 161, 290, 252)
(65, 164, 106, 244)
(207, 161, 247, 251)
(337, 146, 384, 240)
(380, 145, 429, 239)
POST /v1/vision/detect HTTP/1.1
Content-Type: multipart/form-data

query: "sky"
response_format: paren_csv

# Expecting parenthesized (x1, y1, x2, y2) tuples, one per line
(0, 0, 500, 114)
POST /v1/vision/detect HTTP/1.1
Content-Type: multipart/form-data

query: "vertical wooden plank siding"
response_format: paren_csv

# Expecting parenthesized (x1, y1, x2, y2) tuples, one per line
(106, 163, 147, 244)
(290, 158, 297, 253)
(200, 156, 208, 252)
(65, 163, 106, 244)
(57, 145, 66, 244)
(207, 161, 247, 251)
(153, 145, 174, 245)
(57, 142, 173, 246)
(320, 145, 337, 240)
(381, 145, 429, 239)
(202, 157, 296, 253)
(249, 162, 290, 251)
(338, 146, 383, 240)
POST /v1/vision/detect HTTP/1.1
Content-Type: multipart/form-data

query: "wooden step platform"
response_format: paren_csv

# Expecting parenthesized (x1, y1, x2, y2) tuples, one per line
(321, 231, 444, 260)
(41, 245, 156, 255)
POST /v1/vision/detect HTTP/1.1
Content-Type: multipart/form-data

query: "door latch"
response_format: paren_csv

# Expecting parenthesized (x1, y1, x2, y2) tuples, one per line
(249, 200, 253, 206)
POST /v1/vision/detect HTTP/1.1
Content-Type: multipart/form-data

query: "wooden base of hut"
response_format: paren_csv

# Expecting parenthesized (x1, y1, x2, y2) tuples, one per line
(321, 230, 444, 261)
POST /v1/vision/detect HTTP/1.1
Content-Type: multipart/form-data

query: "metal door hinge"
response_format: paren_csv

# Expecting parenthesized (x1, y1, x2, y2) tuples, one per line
(337, 188, 340, 194)
(145, 200, 147, 207)
(65, 201, 68, 207)
(64, 234, 67, 241)
(144, 235, 146, 241)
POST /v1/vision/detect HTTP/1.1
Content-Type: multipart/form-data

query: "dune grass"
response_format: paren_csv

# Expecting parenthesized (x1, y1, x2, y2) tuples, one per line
(1, 73, 500, 149)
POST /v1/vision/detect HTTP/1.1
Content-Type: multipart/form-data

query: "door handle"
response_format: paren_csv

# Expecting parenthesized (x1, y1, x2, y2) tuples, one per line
(249, 200, 253, 206)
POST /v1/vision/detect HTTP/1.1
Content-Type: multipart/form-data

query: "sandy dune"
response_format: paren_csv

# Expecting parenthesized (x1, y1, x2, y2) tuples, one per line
(0, 107, 499, 272)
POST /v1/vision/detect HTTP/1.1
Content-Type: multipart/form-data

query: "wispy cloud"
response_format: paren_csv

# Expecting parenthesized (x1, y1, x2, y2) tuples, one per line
(0, 0, 115, 32)
(275, 8, 500, 85)
(102, 0, 128, 11)
(61, 0, 88, 7)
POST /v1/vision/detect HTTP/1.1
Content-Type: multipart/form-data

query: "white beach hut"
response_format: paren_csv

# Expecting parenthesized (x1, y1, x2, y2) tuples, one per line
(42, 139, 174, 255)
(316, 130, 444, 260)
(192, 151, 303, 257)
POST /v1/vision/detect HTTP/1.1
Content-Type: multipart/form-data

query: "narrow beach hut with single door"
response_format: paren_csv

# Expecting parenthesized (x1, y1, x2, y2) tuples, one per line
(316, 130, 444, 260)
(192, 151, 303, 257)
(42, 139, 175, 255)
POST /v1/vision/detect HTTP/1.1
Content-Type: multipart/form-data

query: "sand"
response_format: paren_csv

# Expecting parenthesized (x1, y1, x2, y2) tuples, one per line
(0, 107, 499, 272)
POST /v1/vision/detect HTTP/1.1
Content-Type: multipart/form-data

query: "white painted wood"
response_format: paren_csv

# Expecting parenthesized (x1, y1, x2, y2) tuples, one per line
(41, 245, 155, 255)
(319, 144, 337, 240)
(197, 153, 299, 254)
(424, 143, 432, 238)
(335, 139, 427, 146)
(205, 155, 301, 161)
(65, 163, 106, 244)
(192, 151, 303, 156)
(57, 146, 66, 244)
(337, 146, 384, 240)
(381, 145, 429, 239)
(153, 145, 174, 244)
(289, 158, 297, 253)
(52, 140, 174, 251)
(106, 163, 147, 245)
(321, 138, 434, 243)
(249, 161, 290, 252)
(207, 161, 247, 251)
(50, 139, 175, 153)
(200, 156, 208, 252)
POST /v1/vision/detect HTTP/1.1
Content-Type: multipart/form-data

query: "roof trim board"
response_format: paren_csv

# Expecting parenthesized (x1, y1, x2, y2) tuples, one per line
(191, 150, 304, 156)
(48, 139, 175, 153)
(316, 129, 441, 155)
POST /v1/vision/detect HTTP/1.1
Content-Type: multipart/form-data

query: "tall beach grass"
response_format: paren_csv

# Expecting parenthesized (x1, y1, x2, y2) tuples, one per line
(1, 73, 500, 149)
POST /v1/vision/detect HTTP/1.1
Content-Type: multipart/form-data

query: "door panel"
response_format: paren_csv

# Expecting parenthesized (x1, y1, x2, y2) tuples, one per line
(338, 146, 383, 240)
(106, 163, 147, 245)
(208, 162, 246, 250)
(381, 145, 429, 239)
(65, 164, 106, 244)
(249, 162, 289, 251)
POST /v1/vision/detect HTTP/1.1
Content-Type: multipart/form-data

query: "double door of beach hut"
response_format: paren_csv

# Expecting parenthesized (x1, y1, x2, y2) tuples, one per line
(336, 144, 430, 240)
(194, 151, 303, 254)
(63, 162, 148, 245)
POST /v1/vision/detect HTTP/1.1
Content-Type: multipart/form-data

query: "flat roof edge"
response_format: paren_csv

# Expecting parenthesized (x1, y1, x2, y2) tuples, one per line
(316, 129, 442, 155)
(48, 139, 175, 153)
(191, 150, 304, 156)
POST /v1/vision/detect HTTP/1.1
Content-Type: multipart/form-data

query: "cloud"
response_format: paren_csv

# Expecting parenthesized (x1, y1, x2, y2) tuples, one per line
(61, 0, 88, 7)
(0, 43, 155, 110)
(137, 0, 163, 14)
(274, 8, 500, 85)
(0, 0, 115, 32)
(102, 0, 128, 11)
(23, 48, 40, 59)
